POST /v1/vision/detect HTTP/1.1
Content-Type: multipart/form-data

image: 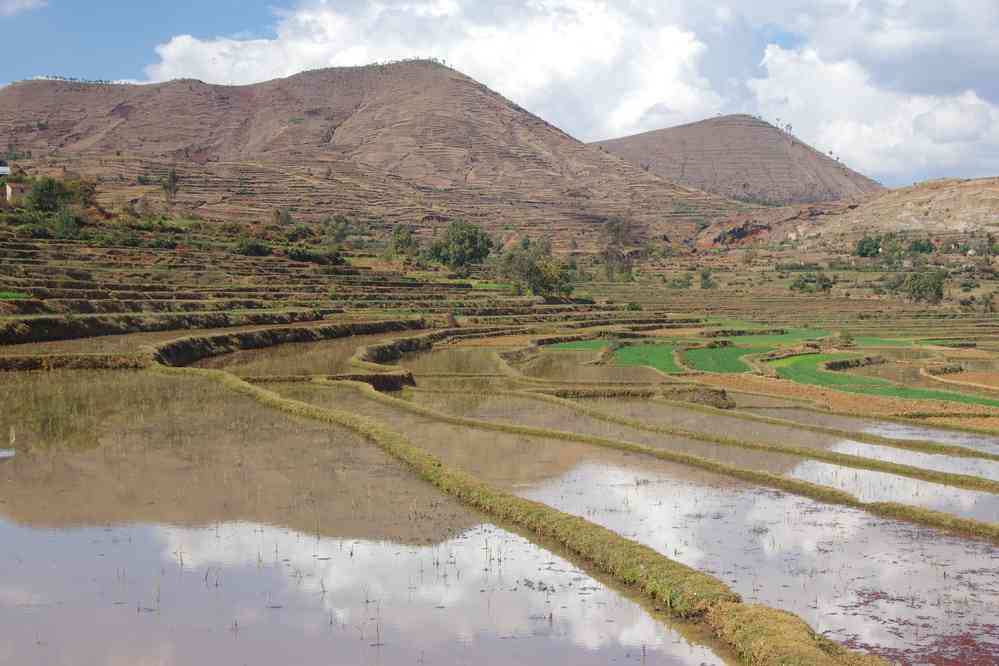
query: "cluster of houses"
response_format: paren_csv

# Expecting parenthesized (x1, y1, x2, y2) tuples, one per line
(0, 161, 29, 206)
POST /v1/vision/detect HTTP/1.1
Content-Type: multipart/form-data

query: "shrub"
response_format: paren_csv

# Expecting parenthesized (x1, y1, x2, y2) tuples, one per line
(492, 237, 573, 297)
(385, 225, 419, 260)
(855, 235, 881, 257)
(14, 224, 51, 239)
(27, 178, 72, 212)
(51, 207, 82, 239)
(287, 245, 344, 265)
(426, 220, 494, 270)
(905, 270, 946, 303)
(234, 238, 272, 256)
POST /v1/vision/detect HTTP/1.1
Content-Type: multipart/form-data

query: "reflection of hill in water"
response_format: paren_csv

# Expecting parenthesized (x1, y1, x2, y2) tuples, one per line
(0, 370, 478, 544)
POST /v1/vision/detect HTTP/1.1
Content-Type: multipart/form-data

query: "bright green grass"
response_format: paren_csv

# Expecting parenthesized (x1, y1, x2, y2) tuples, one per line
(683, 346, 775, 374)
(549, 339, 613, 351)
(770, 354, 999, 407)
(0, 291, 30, 300)
(719, 328, 829, 347)
(614, 345, 683, 374)
(852, 336, 914, 347)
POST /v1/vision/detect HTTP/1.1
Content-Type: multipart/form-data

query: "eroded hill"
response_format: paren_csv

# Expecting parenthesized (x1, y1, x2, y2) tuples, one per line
(592, 114, 883, 206)
(696, 177, 999, 250)
(0, 61, 742, 249)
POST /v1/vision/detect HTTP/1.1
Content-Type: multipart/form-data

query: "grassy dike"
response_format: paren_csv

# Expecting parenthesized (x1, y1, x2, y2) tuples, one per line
(334, 381, 999, 544)
(153, 364, 884, 666)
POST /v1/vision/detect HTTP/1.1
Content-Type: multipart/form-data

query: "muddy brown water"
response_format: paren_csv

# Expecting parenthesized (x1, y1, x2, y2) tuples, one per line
(0, 371, 731, 665)
(727, 392, 811, 409)
(400, 348, 506, 375)
(518, 351, 665, 383)
(411, 391, 803, 476)
(274, 383, 999, 665)
(745, 407, 999, 456)
(193, 331, 400, 376)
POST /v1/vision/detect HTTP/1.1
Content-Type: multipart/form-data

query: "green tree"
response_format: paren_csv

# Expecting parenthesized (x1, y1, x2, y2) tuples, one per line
(427, 220, 494, 271)
(385, 225, 419, 260)
(27, 177, 71, 212)
(855, 235, 881, 257)
(52, 207, 82, 239)
(904, 270, 946, 303)
(492, 237, 573, 298)
(699, 268, 717, 289)
(323, 215, 352, 243)
(600, 217, 637, 281)
(162, 168, 180, 202)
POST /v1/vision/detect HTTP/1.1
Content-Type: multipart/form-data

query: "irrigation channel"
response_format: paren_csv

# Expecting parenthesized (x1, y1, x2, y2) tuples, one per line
(3, 321, 999, 665)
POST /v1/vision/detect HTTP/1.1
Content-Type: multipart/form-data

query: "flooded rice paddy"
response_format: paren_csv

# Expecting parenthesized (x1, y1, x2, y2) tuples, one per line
(411, 392, 999, 520)
(400, 347, 507, 375)
(194, 332, 401, 376)
(0, 519, 729, 665)
(576, 398, 999, 479)
(785, 462, 999, 522)
(518, 350, 665, 383)
(0, 370, 730, 665)
(6, 328, 999, 665)
(276, 381, 999, 665)
(746, 407, 999, 456)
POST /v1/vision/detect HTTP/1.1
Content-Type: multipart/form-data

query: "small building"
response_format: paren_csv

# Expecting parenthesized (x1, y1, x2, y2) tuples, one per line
(5, 182, 29, 206)
(0, 160, 9, 177)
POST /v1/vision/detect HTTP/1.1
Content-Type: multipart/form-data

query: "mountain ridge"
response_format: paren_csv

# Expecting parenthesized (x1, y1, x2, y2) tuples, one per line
(592, 113, 883, 206)
(0, 60, 743, 248)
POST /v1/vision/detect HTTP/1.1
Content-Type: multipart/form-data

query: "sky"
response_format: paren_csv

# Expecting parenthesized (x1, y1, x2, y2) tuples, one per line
(3, 0, 999, 187)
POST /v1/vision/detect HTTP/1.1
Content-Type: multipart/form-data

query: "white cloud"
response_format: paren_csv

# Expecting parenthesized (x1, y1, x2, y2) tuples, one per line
(139, 0, 999, 185)
(747, 45, 999, 182)
(0, 0, 44, 17)
(145, 0, 722, 141)
(914, 97, 993, 144)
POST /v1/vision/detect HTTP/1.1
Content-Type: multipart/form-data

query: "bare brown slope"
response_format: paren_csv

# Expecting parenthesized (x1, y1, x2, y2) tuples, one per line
(592, 114, 883, 206)
(0, 61, 742, 247)
(697, 177, 999, 249)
